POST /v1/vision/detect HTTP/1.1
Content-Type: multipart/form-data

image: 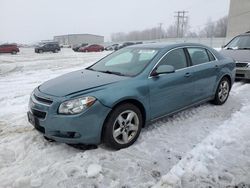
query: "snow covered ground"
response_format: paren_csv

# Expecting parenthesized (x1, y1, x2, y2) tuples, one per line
(0, 48, 249, 188)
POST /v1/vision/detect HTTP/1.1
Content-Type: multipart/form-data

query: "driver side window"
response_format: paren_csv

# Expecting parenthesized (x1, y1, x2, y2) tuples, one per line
(158, 48, 187, 70)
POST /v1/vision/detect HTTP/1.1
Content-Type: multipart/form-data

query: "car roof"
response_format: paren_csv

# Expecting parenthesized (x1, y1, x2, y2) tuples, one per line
(127, 42, 211, 50)
(239, 33, 250, 36)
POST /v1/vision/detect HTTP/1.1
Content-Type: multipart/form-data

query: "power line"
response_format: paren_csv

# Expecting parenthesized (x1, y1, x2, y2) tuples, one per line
(174, 11, 188, 38)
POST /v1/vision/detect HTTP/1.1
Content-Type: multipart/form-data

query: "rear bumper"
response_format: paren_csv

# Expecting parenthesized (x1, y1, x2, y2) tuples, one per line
(235, 67, 250, 80)
(27, 90, 111, 145)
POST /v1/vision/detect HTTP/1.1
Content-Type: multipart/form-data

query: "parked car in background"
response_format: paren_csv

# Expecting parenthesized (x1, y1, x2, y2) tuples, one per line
(35, 42, 61, 53)
(28, 43, 235, 149)
(60, 44, 71, 48)
(105, 44, 119, 51)
(79, 44, 104, 52)
(115, 42, 136, 50)
(220, 31, 250, 80)
(0, 44, 19, 54)
(72, 43, 88, 52)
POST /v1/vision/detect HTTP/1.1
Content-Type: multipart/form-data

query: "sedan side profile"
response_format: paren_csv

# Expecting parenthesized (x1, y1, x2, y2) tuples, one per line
(27, 43, 235, 149)
(79, 44, 104, 52)
(0, 44, 19, 54)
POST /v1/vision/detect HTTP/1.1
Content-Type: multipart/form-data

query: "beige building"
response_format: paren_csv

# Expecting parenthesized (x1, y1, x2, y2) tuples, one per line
(227, 0, 250, 38)
(54, 34, 104, 47)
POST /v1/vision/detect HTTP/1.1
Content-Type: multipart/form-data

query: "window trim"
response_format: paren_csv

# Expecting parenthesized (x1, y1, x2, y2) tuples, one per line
(148, 46, 218, 78)
(206, 49, 216, 62)
(186, 47, 211, 66)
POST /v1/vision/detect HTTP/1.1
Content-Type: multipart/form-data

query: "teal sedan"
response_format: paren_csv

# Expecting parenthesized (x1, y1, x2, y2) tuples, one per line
(27, 43, 235, 149)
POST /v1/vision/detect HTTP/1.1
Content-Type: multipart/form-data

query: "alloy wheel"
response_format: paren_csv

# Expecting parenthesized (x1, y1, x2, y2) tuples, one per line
(218, 80, 229, 102)
(112, 110, 139, 144)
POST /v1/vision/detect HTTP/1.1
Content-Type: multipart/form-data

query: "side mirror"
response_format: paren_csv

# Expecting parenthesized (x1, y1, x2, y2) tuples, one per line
(151, 65, 175, 77)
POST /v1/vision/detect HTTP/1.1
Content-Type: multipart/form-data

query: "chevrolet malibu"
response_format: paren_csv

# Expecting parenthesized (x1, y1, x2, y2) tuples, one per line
(27, 43, 235, 149)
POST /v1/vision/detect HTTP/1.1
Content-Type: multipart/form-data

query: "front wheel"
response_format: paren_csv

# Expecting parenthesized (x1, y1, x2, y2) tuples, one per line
(212, 77, 230, 105)
(11, 51, 17, 55)
(103, 103, 142, 150)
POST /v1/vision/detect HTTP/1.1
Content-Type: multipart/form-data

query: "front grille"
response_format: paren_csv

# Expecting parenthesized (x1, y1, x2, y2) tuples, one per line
(31, 109, 46, 119)
(236, 63, 248, 67)
(34, 123, 45, 133)
(236, 74, 245, 78)
(34, 94, 53, 105)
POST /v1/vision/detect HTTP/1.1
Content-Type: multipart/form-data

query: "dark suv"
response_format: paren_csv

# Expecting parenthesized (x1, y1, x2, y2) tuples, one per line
(0, 44, 19, 54)
(220, 32, 250, 80)
(35, 42, 61, 53)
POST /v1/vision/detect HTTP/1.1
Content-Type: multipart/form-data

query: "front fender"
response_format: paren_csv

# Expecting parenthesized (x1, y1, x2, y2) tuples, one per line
(93, 79, 151, 122)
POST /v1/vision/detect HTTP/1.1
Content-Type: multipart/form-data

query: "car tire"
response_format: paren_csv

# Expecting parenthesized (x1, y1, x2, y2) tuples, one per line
(11, 51, 17, 55)
(54, 49, 58, 53)
(103, 103, 142, 150)
(39, 49, 43, 53)
(212, 77, 230, 105)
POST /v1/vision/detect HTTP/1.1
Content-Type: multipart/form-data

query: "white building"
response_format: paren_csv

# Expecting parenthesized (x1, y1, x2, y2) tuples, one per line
(227, 0, 250, 38)
(54, 34, 104, 47)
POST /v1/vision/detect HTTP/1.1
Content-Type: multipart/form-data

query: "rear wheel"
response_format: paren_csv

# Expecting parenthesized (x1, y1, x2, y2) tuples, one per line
(11, 51, 17, 55)
(54, 49, 59, 53)
(39, 49, 43, 53)
(212, 77, 230, 105)
(103, 103, 142, 150)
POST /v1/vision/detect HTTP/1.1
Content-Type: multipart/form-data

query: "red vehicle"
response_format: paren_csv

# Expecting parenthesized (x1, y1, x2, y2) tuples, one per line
(79, 44, 104, 52)
(0, 44, 19, 54)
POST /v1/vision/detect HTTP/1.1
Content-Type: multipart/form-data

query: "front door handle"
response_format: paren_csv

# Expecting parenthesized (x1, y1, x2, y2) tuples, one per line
(184, 72, 191, 77)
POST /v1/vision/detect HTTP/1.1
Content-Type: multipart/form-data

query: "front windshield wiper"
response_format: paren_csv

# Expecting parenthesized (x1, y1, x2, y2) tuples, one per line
(99, 70, 127, 76)
(86, 67, 127, 76)
(237, 47, 250, 50)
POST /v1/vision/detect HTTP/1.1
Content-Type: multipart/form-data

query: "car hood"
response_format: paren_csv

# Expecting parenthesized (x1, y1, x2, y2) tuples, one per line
(39, 69, 129, 97)
(220, 49, 250, 62)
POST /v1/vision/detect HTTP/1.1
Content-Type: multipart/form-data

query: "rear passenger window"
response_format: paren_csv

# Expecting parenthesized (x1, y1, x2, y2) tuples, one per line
(158, 48, 187, 70)
(187, 48, 210, 66)
(206, 50, 216, 61)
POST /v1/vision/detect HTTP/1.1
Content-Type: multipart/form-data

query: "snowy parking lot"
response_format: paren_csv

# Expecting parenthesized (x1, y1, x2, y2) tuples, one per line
(0, 48, 250, 188)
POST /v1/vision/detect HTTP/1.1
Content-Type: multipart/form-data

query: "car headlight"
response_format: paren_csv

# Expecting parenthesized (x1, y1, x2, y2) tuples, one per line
(58, 96, 96, 115)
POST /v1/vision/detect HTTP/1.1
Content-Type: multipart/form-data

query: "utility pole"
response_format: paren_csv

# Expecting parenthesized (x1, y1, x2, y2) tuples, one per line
(175, 11, 181, 38)
(175, 11, 188, 38)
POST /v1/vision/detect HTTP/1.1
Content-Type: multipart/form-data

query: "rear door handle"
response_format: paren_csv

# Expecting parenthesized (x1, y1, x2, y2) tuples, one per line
(215, 64, 219, 68)
(184, 72, 191, 77)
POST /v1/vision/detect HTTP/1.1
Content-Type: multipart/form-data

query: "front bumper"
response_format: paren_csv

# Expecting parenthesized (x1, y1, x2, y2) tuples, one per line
(236, 67, 250, 80)
(27, 89, 111, 144)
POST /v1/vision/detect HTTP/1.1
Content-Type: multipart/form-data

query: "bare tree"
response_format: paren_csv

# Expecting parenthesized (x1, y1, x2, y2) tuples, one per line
(214, 16, 228, 37)
(199, 16, 228, 38)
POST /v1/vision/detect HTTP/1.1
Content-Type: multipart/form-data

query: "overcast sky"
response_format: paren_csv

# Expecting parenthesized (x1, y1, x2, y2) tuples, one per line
(0, 0, 230, 43)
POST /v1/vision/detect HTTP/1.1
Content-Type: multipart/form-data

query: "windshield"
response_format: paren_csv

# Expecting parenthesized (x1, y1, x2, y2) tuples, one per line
(88, 48, 159, 76)
(225, 35, 250, 49)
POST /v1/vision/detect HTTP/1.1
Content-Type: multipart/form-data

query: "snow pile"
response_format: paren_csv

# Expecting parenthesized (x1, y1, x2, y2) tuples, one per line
(0, 63, 17, 75)
(87, 164, 102, 178)
(154, 101, 250, 187)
